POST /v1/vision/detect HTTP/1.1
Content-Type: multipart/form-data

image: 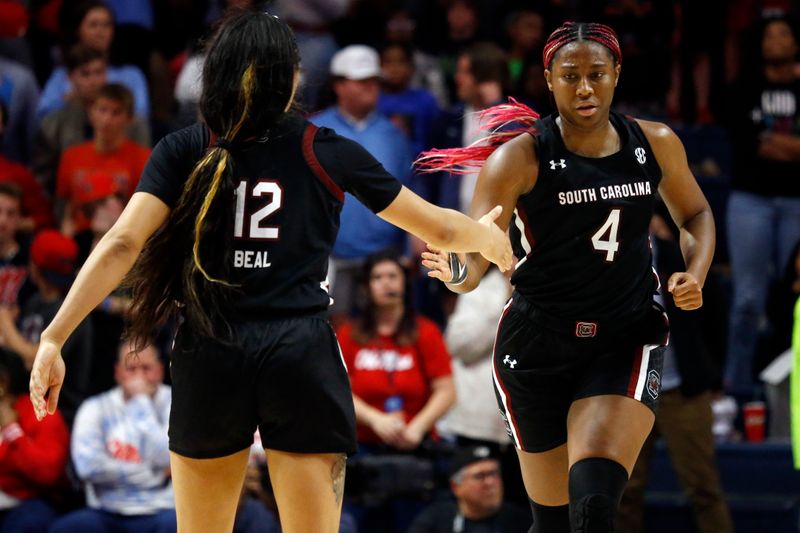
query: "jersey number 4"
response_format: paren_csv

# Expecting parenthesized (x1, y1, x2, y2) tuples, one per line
(234, 180, 283, 240)
(591, 208, 621, 262)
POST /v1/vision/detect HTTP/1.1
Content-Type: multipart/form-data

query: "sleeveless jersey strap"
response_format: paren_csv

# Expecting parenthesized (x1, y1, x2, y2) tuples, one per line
(619, 112, 662, 181)
(302, 124, 345, 202)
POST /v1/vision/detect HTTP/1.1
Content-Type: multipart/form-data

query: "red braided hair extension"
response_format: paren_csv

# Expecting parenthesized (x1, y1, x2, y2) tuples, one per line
(543, 21, 622, 70)
(414, 98, 539, 175)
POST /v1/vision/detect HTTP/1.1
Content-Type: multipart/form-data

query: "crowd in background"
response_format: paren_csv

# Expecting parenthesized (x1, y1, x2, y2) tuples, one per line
(0, 0, 799, 531)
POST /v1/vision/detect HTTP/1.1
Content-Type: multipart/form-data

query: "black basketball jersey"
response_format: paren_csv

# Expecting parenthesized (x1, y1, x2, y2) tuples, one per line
(509, 111, 662, 323)
(136, 114, 402, 319)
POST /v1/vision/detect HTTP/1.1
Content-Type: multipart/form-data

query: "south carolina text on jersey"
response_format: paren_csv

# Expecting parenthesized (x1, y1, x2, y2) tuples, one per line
(558, 181, 652, 205)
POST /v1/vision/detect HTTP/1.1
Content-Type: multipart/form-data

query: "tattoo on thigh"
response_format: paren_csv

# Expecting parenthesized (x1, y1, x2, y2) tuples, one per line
(331, 454, 346, 506)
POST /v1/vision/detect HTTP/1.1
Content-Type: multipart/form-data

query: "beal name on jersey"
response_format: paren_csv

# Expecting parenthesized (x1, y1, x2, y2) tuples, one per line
(558, 180, 652, 206)
(233, 250, 272, 269)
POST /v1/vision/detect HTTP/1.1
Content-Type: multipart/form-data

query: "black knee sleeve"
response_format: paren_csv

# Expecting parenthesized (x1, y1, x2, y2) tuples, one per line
(528, 499, 570, 533)
(568, 458, 628, 533)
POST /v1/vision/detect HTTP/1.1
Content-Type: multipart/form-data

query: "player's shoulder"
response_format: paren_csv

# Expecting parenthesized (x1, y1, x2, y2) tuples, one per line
(311, 122, 372, 160)
(482, 131, 538, 195)
(631, 117, 685, 164)
(153, 122, 210, 162)
(488, 132, 537, 169)
(632, 117, 679, 145)
(161, 122, 209, 148)
(310, 120, 345, 144)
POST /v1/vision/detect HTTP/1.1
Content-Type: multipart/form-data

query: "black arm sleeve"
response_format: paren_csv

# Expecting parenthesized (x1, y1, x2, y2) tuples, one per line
(135, 123, 210, 208)
(313, 127, 403, 213)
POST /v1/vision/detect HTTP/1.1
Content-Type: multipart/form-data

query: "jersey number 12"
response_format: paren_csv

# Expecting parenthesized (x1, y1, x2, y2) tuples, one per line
(234, 180, 282, 239)
(591, 208, 621, 262)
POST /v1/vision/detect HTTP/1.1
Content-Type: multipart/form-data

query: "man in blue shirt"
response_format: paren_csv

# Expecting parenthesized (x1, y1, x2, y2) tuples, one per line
(312, 44, 413, 324)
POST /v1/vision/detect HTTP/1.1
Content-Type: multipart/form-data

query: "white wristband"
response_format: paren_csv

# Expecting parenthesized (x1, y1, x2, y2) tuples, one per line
(447, 253, 468, 285)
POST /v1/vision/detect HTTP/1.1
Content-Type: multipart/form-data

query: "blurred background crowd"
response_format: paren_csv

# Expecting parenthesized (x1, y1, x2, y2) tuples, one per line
(0, 0, 799, 532)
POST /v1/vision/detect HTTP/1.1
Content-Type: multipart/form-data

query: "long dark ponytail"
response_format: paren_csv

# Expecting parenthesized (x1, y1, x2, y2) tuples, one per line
(125, 9, 299, 348)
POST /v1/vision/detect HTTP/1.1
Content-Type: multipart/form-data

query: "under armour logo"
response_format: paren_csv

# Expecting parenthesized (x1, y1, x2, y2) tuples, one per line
(549, 159, 566, 170)
(635, 147, 646, 164)
(503, 355, 517, 368)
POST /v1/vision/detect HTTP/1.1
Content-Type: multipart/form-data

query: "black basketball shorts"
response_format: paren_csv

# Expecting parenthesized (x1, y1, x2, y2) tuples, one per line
(492, 294, 669, 453)
(168, 314, 357, 458)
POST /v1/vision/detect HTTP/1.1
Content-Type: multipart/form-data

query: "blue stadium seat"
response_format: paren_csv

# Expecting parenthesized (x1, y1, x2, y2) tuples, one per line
(641, 440, 800, 533)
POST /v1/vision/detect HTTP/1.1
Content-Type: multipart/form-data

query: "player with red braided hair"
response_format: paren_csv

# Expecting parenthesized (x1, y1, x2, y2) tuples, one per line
(421, 21, 716, 533)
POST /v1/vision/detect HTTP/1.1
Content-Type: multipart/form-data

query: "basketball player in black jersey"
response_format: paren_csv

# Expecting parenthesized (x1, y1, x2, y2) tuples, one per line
(422, 22, 715, 533)
(27, 9, 512, 533)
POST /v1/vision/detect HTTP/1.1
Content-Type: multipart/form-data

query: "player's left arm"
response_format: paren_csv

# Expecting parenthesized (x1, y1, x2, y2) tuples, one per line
(639, 119, 716, 310)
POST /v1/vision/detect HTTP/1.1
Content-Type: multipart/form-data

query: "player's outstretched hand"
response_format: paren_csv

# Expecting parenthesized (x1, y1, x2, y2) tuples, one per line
(421, 245, 457, 282)
(478, 205, 512, 272)
(667, 272, 703, 310)
(29, 339, 65, 420)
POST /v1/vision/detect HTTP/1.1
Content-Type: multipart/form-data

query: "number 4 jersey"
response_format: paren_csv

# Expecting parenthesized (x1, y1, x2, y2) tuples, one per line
(509, 111, 662, 323)
(136, 114, 402, 319)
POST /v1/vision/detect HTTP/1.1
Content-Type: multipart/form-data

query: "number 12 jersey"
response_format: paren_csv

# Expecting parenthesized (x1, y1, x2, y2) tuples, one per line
(136, 114, 402, 319)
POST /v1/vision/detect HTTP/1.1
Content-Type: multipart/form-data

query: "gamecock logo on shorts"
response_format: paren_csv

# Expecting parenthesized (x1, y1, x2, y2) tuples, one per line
(647, 369, 660, 399)
(575, 321, 598, 338)
(500, 412, 513, 438)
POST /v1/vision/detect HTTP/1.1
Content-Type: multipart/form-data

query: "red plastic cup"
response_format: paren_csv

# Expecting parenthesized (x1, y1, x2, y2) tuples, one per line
(743, 401, 766, 443)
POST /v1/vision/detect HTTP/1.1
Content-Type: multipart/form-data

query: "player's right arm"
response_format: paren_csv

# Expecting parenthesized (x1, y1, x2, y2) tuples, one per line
(421, 132, 537, 293)
(30, 192, 170, 418)
(377, 188, 512, 272)
(313, 125, 513, 271)
(43, 193, 169, 346)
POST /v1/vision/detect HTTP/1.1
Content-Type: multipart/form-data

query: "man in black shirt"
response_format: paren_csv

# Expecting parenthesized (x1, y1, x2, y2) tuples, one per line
(725, 15, 800, 396)
(409, 446, 530, 533)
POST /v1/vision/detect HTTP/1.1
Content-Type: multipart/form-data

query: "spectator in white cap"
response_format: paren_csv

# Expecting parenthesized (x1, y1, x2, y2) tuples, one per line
(330, 44, 382, 81)
(312, 44, 414, 328)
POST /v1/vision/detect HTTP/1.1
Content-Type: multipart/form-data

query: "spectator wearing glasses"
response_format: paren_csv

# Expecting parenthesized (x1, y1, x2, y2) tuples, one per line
(408, 445, 530, 533)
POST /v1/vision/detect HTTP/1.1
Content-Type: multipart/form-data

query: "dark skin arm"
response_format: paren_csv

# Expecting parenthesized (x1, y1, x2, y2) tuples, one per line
(421, 132, 537, 292)
(638, 119, 716, 310)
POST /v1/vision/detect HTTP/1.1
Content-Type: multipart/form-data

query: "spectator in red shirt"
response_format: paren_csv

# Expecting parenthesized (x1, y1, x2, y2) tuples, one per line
(55, 83, 149, 235)
(337, 251, 455, 450)
(0, 348, 69, 532)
